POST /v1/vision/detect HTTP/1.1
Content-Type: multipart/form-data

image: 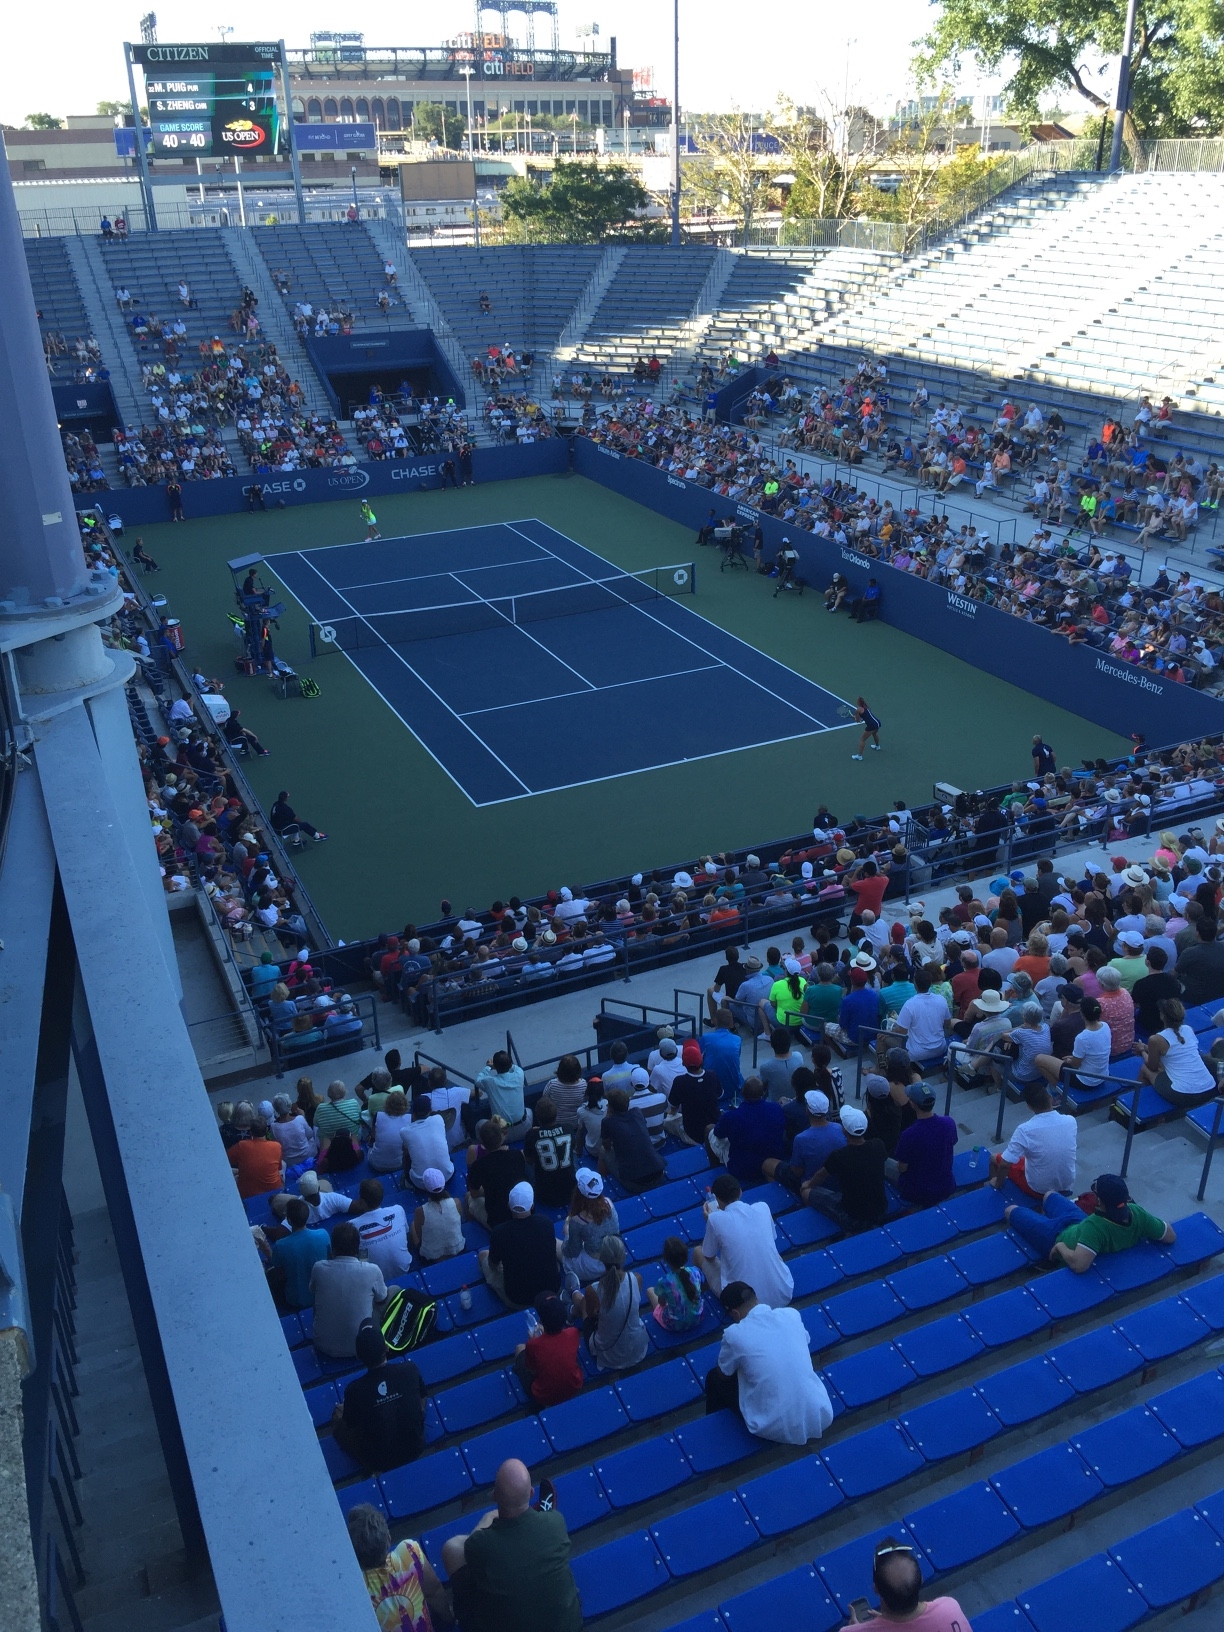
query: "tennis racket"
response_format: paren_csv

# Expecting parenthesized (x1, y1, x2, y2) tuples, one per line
(836, 703, 857, 720)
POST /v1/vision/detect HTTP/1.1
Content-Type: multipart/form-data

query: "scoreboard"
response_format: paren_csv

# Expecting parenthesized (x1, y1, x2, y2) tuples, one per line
(133, 41, 282, 158)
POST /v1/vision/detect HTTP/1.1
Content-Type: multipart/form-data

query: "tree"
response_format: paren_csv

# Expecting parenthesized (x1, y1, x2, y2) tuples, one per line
(776, 97, 889, 220)
(687, 111, 783, 246)
(501, 160, 657, 242)
(412, 102, 466, 150)
(918, 0, 1224, 136)
(24, 113, 62, 130)
(96, 100, 130, 118)
(855, 91, 1005, 246)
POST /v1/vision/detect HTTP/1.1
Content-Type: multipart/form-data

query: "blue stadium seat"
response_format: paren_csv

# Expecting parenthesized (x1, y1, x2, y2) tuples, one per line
(293, 1345, 355, 1386)
(320, 1435, 364, 1483)
(280, 1312, 305, 1347)
(971, 1607, 1037, 1632)
(648, 1296, 726, 1351)
(824, 1281, 905, 1338)
(305, 1381, 339, 1429)
(423, 1399, 444, 1445)
(666, 1615, 729, 1632)
(415, 1331, 481, 1387)
(799, 1305, 839, 1353)
(1029, 1266, 1112, 1321)
(900, 1387, 1003, 1461)
(298, 1307, 315, 1343)
(789, 1250, 844, 1297)
(736, 1458, 844, 1537)
(421, 1251, 482, 1297)
(445, 1281, 504, 1326)
(1114, 1298, 1210, 1361)
(828, 1228, 901, 1278)
(623, 1218, 685, 1262)
(1197, 1486, 1224, 1541)
(461, 1219, 489, 1251)
(644, 1178, 702, 1218)
(977, 1356, 1076, 1427)
(1167, 1211, 1224, 1266)
(550, 1466, 612, 1532)
(778, 1210, 842, 1250)
(941, 1186, 1007, 1231)
(380, 1447, 471, 1520)
(886, 1257, 968, 1312)
(1180, 1273, 1224, 1329)
(612, 1195, 652, 1231)
(540, 1386, 628, 1454)
(961, 1288, 1049, 1347)
(816, 1520, 932, 1616)
(461, 1417, 551, 1487)
(1094, 1243, 1173, 1292)
(1147, 1368, 1224, 1448)
(1182, 1002, 1221, 1032)
(1111, 1507, 1224, 1610)
(473, 1312, 531, 1364)
(719, 1563, 842, 1632)
(894, 1313, 985, 1379)
(740, 1181, 797, 1215)
(674, 1206, 711, 1245)
(822, 1421, 925, 1499)
(686, 1340, 724, 1380)
(1188, 1099, 1224, 1142)
(615, 1356, 703, 1421)
(952, 1148, 993, 1188)
(570, 1531, 669, 1617)
(823, 1343, 916, 1409)
(595, 1433, 693, 1509)
(336, 1476, 384, 1518)
(992, 1442, 1104, 1527)
(675, 1409, 767, 1473)
(663, 1146, 713, 1179)
(436, 1369, 522, 1435)
(1018, 1553, 1147, 1632)
(906, 1481, 1021, 1571)
(651, 1492, 760, 1577)
(419, 1513, 478, 1578)
(1049, 1327, 1143, 1393)
(887, 1208, 959, 1254)
(1071, 1405, 1180, 1486)
(948, 1233, 1035, 1287)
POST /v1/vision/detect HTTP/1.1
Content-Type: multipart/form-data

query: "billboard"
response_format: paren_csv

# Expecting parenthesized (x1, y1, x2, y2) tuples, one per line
(293, 122, 377, 151)
(132, 42, 283, 159)
(400, 160, 476, 201)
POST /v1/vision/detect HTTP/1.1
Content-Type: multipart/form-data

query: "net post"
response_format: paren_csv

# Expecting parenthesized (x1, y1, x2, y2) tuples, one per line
(309, 624, 318, 661)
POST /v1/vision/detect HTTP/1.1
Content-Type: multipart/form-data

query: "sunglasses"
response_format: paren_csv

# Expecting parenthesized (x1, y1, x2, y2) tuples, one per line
(874, 1543, 916, 1561)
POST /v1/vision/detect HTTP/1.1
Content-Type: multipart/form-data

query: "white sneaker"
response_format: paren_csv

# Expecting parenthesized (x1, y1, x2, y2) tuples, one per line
(851, 753, 863, 761)
(869, 743, 881, 750)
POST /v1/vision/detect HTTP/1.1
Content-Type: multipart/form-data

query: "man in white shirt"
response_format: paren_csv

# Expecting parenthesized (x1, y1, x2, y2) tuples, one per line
(426, 1080, 472, 1151)
(982, 929, 1019, 977)
(990, 1082, 1077, 1196)
(891, 967, 951, 1064)
(695, 1173, 793, 1308)
(353, 1177, 414, 1277)
(402, 1095, 454, 1189)
(704, 1282, 833, 1445)
(552, 886, 591, 926)
(649, 1036, 687, 1097)
(628, 1065, 668, 1145)
(295, 1169, 353, 1228)
(859, 909, 891, 955)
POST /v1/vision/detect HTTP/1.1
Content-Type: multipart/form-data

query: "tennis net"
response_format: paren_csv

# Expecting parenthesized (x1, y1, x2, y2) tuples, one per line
(310, 561, 695, 656)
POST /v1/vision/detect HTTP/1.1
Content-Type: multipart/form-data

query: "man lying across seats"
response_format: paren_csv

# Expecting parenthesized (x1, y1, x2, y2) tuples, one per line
(1005, 1171, 1175, 1272)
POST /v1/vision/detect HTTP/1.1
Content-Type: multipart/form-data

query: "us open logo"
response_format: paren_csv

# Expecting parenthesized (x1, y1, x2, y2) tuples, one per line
(326, 470, 370, 490)
(219, 120, 267, 150)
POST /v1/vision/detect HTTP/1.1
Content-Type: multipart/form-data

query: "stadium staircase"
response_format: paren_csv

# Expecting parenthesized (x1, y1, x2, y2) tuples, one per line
(554, 245, 630, 357)
(266, 1037, 1224, 1632)
(565, 245, 720, 374)
(222, 230, 334, 421)
(24, 236, 95, 377)
(61, 235, 145, 436)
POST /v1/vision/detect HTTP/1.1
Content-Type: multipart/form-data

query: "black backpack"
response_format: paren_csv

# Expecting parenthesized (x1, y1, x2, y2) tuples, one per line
(380, 1287, 437, 1355)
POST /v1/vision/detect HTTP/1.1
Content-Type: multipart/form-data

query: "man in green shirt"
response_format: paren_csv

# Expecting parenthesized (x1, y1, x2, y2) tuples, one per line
(443, 1458, 582, 1632)
(1005, 1173, 1175, 1270)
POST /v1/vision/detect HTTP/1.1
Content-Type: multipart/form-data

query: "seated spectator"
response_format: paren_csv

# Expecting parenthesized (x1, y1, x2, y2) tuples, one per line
(544, 1055, 587, 1130)
(402, 1094, 454, 1190)
(760, 1028, 807, 1102)
(1130, 947, 1182, 1035)
(574, 1079, 609, 1161)
(368, 1087, 413, 1175)
(890, 964, 951, 1065)
(766, 1089, 846, 1194)
(562, 1169, 620, 1284)
(309, 1222, 387, 1358)
(1095, 965, 1136, 1057)
(410, 1167, 466, 1263)
(851, 1538, 970, 1630)
(268, 1198, 329, 1309)
(466, 1120, 528, 1229)
(513, 1292, 584, 1406)
(314, 1078, 363, 1161)
(664, 1041, 722, 1147)
(600, 1039, 635, 1094)
(1136, 997, 1218, 1107)
(646, 1235, 705, 1332)
(803, 1104, 888, 1232)
(248, 950, 280, 999)
(599, 1088, 666, 1192)
(886, 1081, 957, 1206)
(1001, 1001, 1052, 1090)
(990, 1083, 1078, 1197)
(347, 1501, 450, 1629)
(704, 1281, 833, 1445)
(269, 1092, 318, 1169)
(573, 1236, 649, 1371)
(1033, 995, 1112, 1097)
(470, 1051, 530, 1140)
(1110, 930, 1150, 991)
(711, 1075, 787, 1184)
(649, 1035, 686, 1098)
(480, 1182, 563, 1310)
(1176, 917, 1224, 1007)
(525, 1095, 578, 1206)
(1006, 1172, 1175, 1271)
(230, 1115, 284, 1198)
(695, 1173, 793, 1307)
(440, 1458, 582, 1632)
(333, 1320, 426, 1472)
(353, 1177, 414, 1278)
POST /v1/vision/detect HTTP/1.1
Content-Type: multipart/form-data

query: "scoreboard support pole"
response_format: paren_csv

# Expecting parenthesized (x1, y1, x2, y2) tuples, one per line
(277, 40, 307, 226)
(123, 43, 159, 233)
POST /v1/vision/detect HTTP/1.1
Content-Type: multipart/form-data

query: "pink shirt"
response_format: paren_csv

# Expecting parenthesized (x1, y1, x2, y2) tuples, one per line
(844, 1599, 973, 1632)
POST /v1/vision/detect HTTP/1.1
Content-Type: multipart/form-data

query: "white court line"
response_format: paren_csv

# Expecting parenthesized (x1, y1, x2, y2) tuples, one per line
(272, 517, 552, 564)
(458, 661, 725, 717)
(295, 555, 533, 797)
(335, 554, 552, 593)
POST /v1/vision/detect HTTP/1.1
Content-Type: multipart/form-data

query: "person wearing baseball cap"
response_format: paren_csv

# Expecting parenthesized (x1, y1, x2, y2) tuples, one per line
(802, 1103, 888, 1231)
(885, 1081, 957, 1207)
(665, 1042, 722, 1147)
(1005, 1172, 1175, 1272)
(409, 1168, 465, 1263)
(765, 1089, 845, 1195)
(479, 1180, 564, 1310)
(1109, 931, 1149, 992)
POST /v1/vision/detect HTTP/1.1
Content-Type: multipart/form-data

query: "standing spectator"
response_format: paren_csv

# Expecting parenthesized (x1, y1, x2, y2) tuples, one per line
(695, 1173, 793, 1307)
(513, 1293, 584, 1406)
(711, 1076, 787, 1185)
(887, 1082, 957, 1207)
(269, 1198, 329, 1309)
(704, 1282, 833, 1444)
(562, 1169, 620, 1284)
(599, 1088, 666, 1192)
(309, 1222, 387, 1359)
(410, 1168, 466, 1263)
(804, 1105, 888, 1232)
(701, 1008, 745, 1099)
(480, 1182, 563, 1310)
(332, 1320, 427, 1472)
(347, 1502, 450, 1630)
(573, 1236, 649, 1371)
(441, 1458, 583, 1632)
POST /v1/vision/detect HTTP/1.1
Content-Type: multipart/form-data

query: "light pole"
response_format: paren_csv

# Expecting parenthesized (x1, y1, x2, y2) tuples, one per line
(570, 111, 578, 153)
(459, 65, 481, 247)
(1109, 0, 1140, 173)
(670, 0, 681, 245)
(350, 164, 358, 210)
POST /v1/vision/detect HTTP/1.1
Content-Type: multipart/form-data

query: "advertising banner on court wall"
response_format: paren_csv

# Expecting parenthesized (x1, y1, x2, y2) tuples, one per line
(571, 436, 1224, 744)
(79, 439, 568, 527)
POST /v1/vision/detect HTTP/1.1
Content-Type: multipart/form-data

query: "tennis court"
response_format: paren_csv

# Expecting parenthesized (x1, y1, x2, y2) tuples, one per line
(265, 518, 851, 805)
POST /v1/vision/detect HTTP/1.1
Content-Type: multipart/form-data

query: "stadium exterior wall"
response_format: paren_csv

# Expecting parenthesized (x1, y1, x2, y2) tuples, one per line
(80, 439, 569, 526)
(572, 436, 1224, 744)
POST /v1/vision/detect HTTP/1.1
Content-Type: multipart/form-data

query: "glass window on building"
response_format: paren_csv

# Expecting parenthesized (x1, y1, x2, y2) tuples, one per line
(307, 98, 323, 120)
(371, 97, 384, 127)
(473, 100, 485, 116)
(340, 97, 355, 118)
(445, 100, 457, 113)
(323, 97, 339, 118)
(514, 100, 525, 112)
(578, 100, 588, 121)
(386, 97, 401, 128)
(602, 100, 613, 124)
(527, 100, 538, 115)
(565, 99, 575, 114)
(552, 100, 564, 115)
(356, 97, 370, 119)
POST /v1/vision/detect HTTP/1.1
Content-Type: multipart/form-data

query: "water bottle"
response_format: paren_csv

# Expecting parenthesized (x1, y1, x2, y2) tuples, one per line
(459, 1285, 473, 1311)
(525, 1310, 542, 1340)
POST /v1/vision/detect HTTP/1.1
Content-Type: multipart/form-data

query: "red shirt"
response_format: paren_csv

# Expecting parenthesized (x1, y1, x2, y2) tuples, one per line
(950, 968, 982, 1016)
(231, 1139, 283, 1199)
(849, 873, 888, 917)
(523, 1327, 583, 1405)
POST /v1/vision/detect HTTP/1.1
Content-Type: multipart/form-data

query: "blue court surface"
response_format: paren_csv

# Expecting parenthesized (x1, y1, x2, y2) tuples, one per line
(266, 519, 850, 805)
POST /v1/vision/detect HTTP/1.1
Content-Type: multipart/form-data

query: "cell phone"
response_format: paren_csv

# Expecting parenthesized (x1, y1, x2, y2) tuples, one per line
(848, 1599, 872, 1623)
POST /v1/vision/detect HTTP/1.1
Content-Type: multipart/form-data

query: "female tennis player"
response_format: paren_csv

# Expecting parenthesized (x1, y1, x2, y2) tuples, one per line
(851, 697, 881, 760)
(360, 498, 381, 541)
